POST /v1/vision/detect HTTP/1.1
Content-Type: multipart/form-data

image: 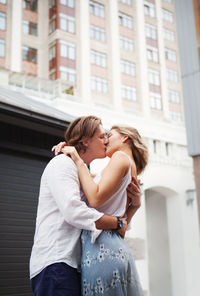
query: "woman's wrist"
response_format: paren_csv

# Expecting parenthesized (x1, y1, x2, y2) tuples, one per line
(75, 158, 84, 167)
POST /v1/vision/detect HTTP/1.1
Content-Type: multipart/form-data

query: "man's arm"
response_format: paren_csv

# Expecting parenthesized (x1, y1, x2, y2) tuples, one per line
(47, 155, 121, 232)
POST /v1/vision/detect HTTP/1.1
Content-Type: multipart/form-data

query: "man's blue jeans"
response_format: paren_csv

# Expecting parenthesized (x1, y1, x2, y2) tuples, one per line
(31, 262, 81, 296)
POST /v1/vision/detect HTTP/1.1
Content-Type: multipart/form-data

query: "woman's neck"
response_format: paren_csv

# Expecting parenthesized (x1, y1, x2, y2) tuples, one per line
(119, 146, 133, 161)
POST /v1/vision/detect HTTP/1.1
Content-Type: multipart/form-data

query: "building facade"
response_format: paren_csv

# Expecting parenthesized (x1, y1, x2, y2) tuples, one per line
(0, 0, 200, 295)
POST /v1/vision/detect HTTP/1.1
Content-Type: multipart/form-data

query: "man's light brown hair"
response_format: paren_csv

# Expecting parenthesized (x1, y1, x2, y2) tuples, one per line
(65, 115, 102, 152)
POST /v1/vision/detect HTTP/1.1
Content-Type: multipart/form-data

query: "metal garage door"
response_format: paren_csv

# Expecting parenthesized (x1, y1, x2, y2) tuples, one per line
(0, 149, 48, 296)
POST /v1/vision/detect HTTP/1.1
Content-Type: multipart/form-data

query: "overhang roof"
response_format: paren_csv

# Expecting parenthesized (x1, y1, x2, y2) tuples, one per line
(0, 87, 74, 129)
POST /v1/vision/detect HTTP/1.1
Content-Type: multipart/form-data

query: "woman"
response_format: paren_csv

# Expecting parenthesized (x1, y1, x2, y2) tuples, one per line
(54, 125, 148, 296)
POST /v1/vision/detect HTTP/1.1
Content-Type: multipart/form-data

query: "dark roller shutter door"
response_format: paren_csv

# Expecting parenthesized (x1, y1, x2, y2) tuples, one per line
(0, 149, 48, 296)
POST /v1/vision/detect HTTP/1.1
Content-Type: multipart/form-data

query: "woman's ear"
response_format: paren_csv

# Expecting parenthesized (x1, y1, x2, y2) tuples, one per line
(122, 135, 129, 143)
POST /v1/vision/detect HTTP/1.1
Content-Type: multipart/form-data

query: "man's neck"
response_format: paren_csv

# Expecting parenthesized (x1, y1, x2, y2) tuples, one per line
(78, 151, 92, 166)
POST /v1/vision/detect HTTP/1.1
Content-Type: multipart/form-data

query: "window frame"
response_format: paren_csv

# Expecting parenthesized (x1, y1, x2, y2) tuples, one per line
(166, 68, 178, 82)
(121, 85, 137, 101)
(144, 1, 155, 18)
(149, 69, 160, 86)
(162, 8, 173, 23)
(91, 49, 107, 67)
(22, 45, 37, 63)
(91, 76, 108, 93)
(118, 12, 133, 29)
(146, 23, 157, 40)
(147, 45, 159, 63)
(0, 38, 5, 57)
(165, 48, 176, 62)
(59, 13, 75, 33)
(60, 40, 75, 60)
(120, 35, 134, 52)
(150, 92, 162, 110)
(23, 0, 38, 12)
(90, 25, 106, 42)
(121, 59, 135, 76)
(0, 12, 6, 30)
(89, 0, 105, 18)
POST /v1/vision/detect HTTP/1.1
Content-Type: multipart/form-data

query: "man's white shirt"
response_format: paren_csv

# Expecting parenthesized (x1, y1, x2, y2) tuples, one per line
(29, 154, 103, 279)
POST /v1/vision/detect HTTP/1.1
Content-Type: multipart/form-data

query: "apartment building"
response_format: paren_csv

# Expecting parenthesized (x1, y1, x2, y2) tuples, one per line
(0, 0, 183, 123)
(0, 1, 200, 296)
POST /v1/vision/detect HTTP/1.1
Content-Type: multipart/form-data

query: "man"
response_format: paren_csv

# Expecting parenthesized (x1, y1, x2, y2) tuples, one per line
(30, 115, 141, 296)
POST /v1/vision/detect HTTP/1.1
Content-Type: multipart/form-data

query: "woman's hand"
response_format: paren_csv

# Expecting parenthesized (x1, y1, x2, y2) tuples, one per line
(52, 142, 82, 165)
(52, 141, 67, 155)
(61, 146, 83, 165)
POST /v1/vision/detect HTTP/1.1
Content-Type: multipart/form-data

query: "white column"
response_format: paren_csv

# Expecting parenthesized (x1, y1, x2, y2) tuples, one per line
(155, 0, 169, 120)
(79, 0, 91, 103)
(108, 0, 122, 111)
(38, 0, 49, 79)
(135, 0, 150, 117)
(10, 0, 22, 72)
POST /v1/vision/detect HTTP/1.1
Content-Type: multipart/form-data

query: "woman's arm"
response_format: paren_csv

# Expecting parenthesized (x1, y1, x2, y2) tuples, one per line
(62, 147, 130, 208)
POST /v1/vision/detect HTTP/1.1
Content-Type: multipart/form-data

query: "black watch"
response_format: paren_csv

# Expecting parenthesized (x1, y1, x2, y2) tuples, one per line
(116, 217, 123, 230)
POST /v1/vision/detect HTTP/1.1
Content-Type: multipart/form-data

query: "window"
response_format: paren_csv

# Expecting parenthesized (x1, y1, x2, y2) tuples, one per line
(119, 0, 131, 5)
(166, 68, 178, 82)
(149, 69, 160, 85)
(150, 92, 162, 110)
(90, 1, 105, 18)
(60, 14, 75, 33)
(49, 0, 56, 8)
(91, 50, 107, 67)
(146, 23, 157, 40)
(60, 0, 74, 8)
(153, 140, 160, 153)
(0, 12, 6, 30)
(49, 41, 56, 61)
(60, 66, 76, 83)
(120, 36, 134, 51)
(122, 85, 137, 101)
(165, 48, 176, 62)
(49, 17, 56, 34)
(0, 39, 5, 57)
(144, 1, 155, 18)
(147, 46, 158, 62)
(90, 25, 106, 42)
(163, 28, 175, 41)
(169, 111, 182, 121)
(118, 12, 133, 29)
(22, 46, 37, 63)
(153, 140, 157, 153)
(168, 89, 180, 103)
(23, 21, 38, 36)
(91, 76, 108, 93)
(60, 40, 75, 60)
(121, 60, 135, 76)
(0, 0, 6, 4)
(23, 0, 38, 12)
(165, 142, 172, 156)
(162, 9, 173, 23)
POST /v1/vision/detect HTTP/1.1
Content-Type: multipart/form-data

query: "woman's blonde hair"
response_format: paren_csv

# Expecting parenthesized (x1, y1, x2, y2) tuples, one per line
(111, 125, 148, 175)
(65, 115, 102, 152)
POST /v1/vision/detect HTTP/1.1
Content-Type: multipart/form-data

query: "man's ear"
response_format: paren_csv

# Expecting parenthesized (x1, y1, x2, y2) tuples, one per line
(122, 136, 129, 143)
(82, 138, 89, 147)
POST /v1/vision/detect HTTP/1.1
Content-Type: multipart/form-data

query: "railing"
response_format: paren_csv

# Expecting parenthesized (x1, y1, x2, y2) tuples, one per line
(8, 71, 74, 99)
